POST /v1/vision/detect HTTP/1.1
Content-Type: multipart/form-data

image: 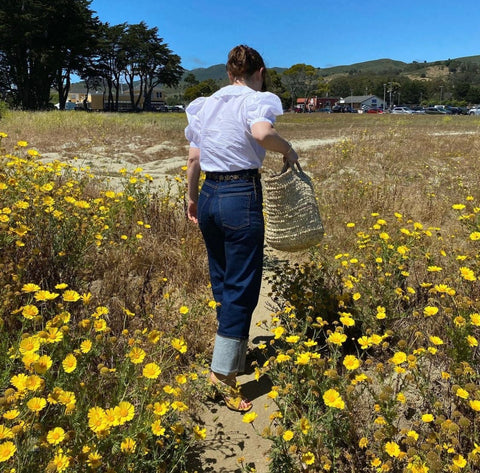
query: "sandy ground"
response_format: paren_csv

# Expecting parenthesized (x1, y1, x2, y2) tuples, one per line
(40, 137, 343, 193)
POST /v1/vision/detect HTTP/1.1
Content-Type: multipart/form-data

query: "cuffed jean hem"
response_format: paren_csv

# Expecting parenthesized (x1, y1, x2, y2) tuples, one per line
(211, 334, 248, 376)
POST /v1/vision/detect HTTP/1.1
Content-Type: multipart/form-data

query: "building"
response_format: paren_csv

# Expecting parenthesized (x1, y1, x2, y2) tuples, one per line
(65, 86, 166, 111)
(296, 96, 340, 112)
(339, 95, 386, 111)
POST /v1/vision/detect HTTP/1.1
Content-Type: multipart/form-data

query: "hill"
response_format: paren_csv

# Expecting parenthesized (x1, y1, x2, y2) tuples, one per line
(185, 55, 480, 81)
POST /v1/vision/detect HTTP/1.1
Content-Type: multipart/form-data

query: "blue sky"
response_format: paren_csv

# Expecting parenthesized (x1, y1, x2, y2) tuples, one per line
(89, 0, 480, 71)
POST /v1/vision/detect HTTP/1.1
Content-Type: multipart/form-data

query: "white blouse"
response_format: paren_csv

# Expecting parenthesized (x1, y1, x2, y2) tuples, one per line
(185, 85, 283, 172)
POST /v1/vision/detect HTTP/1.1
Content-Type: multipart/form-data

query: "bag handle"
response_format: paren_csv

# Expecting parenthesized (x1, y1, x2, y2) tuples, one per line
(280, 160, 303, 174)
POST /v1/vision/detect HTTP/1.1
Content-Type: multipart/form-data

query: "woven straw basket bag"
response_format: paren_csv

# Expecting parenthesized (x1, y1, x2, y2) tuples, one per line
(264, 162, 324, 252)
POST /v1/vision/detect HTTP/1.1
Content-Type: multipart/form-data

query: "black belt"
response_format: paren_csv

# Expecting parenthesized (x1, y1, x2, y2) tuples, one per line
(205, 169, 260, 182)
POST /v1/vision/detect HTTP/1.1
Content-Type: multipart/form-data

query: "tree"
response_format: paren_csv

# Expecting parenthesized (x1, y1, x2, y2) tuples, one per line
(184, 79, 219, 102)
(282, 64, 321, 109)
(0, 0, 98, 110)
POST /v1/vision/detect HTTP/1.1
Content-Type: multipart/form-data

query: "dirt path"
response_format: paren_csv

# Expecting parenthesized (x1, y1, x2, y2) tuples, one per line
(192, 271, 277, 473)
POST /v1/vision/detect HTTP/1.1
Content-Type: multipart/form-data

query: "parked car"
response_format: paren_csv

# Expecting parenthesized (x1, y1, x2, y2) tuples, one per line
(411, 106, 426, 114)
(391, 106, 413, 114)
(424, 107, 447, 114)
(366, 107, 383, 114)
(468, 105, 480, 115)
(332, 105, 357, 113)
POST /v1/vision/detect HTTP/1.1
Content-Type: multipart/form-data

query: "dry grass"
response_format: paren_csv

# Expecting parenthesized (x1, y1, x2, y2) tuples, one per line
(2, 109, 480, 355)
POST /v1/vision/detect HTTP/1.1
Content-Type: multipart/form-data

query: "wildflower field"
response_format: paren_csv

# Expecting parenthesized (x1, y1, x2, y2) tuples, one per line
(0, 110, 479, 473)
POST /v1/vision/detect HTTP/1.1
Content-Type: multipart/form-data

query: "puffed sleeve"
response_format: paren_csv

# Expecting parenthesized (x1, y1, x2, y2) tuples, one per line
(185, 97, 206, 148)
(245, 91, 283, 127)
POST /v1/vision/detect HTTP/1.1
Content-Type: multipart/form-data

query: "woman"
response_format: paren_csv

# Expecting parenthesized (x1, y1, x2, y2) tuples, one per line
(185, 45, 298, 412)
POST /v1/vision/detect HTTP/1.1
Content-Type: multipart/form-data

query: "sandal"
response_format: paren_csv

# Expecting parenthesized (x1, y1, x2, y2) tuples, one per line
(208, 372, 253, 413)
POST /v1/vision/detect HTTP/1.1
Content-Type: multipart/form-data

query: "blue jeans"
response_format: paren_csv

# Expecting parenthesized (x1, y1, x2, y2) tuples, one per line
(198, 177, 264, 374)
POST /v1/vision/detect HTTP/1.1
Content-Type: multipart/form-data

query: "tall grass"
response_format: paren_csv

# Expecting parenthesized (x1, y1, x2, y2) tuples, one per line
(0, 111, 480, 472)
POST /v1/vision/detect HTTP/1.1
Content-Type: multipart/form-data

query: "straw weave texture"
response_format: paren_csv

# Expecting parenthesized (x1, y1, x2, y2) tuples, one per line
(264, 165, 324, 252)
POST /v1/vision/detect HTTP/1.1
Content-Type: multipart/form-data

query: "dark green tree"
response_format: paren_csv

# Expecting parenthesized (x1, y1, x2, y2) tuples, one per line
(0, 0, 99, 110)
(117, 22, 183, 111)
(282, 64, 321, 108)
(184, 79, 219, 102)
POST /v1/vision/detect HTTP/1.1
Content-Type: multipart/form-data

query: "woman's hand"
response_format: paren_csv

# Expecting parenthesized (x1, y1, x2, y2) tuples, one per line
(283, 144, 299, 167)
(187, 200, 198, 224)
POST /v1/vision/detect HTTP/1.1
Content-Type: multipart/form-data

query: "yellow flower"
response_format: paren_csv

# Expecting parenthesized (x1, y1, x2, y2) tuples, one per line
(143, 363, 161, 379)
(193, 425, 207, 440)
(327, 331, 347, 345)
(0, 441, 16, 462)
(93, 318, 107, 332)
(87, 451, 102, 469)
(120, 437, 136, 454)
(429, 336, 444, 346)
(62, 290, 81, 302)
(10, 373, 28, 392)
(359, 437, 368, 448)
(62, 353, 77, 373)
(376, 306, 386, 319)
(80, 339, 92, 353)
(343, 355, 360, 370)
(22, 283, 41, 293)
(0, 426, 14, 440)
(470, 231, 480, 241)
(273, 326, 285, 339)
(390, 351, 407, 365)
(242, 412, 258, 423)
(17, 140, 28, 147)
(88, 406, 108, 433)
(151, 420, 166, 436)
(127, 346, 146, 364)
(50, 450, 70, 472)
(340, 314, 355, 326)
(295, 352, 312, 365)
(21, 304, 39, 320)
(469, 400, 480, 411)
(19, 336, 40, 354)
(422, 413, 434, 422)
(33, 355, 53, 374)
(114, 401, 135, 424)
(286, 335, 300, 343)
(46, 427, 66, 445)
(153, 401, 170, 416)
(460, 266, 477, 281)
(423, 306, 439, 317)
(34, 290, 59, 301)
(452, 454, 467, 468)
(171, 337, 187, 353)
(27, 397, 47, 412)
(323, 389, 345, 409)
(301, 452, 315, 465)
(384, 441, 401, 457)
(283, 430, 294, 441)
(25, 374, 42, 391)
(470, 313, 480, 326)
(397, 392, 406, 404)
(456, 388, 469, 399)
(407, 430, 419, 441)
(2, 410, 19, 421)
(179, 305, 189, 315)
(276, 353, 291, 363)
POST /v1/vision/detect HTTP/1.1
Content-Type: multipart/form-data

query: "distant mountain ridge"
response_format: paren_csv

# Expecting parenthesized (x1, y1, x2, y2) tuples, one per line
(185, 55, 480, 81)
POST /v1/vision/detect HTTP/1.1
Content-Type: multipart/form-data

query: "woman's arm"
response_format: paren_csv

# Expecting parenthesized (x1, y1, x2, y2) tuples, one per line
(251, 121, 298, 165)
(186, 146, 201, 223)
